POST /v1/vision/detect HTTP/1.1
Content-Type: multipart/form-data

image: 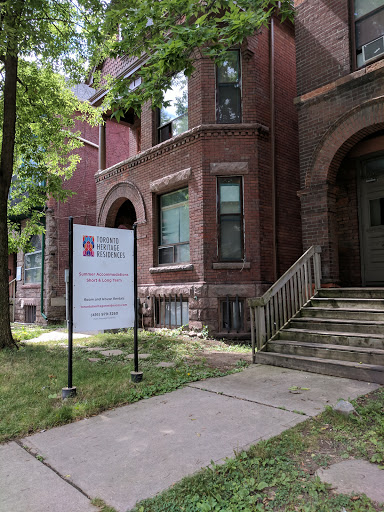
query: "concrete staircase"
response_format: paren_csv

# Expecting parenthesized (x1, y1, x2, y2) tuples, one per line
(255, 288, 384, 384)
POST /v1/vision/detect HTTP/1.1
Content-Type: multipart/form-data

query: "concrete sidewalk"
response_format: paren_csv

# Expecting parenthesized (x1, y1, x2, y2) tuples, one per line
(0, 365, 381, 512)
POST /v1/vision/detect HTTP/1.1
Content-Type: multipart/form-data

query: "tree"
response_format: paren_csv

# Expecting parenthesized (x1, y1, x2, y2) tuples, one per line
(101, 0, 294, 120)
(0, 0, 104, 349)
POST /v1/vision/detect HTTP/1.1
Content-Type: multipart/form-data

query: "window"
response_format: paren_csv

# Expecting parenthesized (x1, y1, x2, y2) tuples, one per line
(158, 72, 188, 143)
(24, 235, 42, 284)
(221, 296, 244, 332)
(154, 295, 189, 327)
(218, 177, 243, 261)
(353, 1, 384, 67)
(159, 188, 190, 264)
(216, 50, 241, 123)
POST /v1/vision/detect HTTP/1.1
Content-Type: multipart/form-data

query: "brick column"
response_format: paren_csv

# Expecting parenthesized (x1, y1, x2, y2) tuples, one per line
(299, 183, 339, 284)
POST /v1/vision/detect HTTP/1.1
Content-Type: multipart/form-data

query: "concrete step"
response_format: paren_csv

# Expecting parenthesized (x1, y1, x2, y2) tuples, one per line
(290, 317, 384, 335)
(300, 307, 384, 321)
(310, 297, 384, 310)
(255, 352, 384, 384)
(268, 340, 384, 365)
(317, 288, 384, 299)
(279, 328, 384, 349)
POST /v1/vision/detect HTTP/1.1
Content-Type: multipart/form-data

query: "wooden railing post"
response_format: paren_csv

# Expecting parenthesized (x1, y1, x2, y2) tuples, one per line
(257, 305, 266, 351)
(313, 246, 322, 290)
(250, 307, 256, 363)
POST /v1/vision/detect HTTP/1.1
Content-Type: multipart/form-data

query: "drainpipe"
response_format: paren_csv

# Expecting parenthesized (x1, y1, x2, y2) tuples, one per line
(270, 14, 277, 282)
(98, 120, 106, 171)
(40, 211, 47, 321)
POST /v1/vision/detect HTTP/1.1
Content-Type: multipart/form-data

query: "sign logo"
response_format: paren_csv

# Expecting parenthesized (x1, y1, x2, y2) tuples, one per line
(83, 235, 95, 257)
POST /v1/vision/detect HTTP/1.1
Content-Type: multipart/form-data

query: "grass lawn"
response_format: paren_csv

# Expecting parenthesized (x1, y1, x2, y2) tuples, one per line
(131, 388, 384, 512)
(0, 326, 250, 443)
(2, 326, 383, 511)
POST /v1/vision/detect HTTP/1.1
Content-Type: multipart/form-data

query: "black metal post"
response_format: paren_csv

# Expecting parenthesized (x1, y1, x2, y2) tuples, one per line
(131, 224, 143, 383)
(62, 217, 76, 398)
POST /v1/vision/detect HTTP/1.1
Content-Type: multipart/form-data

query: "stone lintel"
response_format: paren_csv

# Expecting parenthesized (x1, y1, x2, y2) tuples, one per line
(149, 264, 194, 274)
(212, 262, 251, 269)
(210, 162, 249, 175)
(150, 168, 191, 193)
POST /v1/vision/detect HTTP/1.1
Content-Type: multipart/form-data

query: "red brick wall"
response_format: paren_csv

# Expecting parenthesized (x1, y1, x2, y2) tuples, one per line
(294, 0, 351, 97)
(295, 0, 384, 283)
(95, 20, 301, 331)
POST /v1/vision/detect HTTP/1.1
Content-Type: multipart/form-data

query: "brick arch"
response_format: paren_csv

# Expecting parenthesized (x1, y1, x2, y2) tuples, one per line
(306, 96, 384, 188)
(98, 182, 146, 227)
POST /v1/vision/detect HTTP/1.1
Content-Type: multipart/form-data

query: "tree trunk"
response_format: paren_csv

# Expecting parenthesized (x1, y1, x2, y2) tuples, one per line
(0, 52, 19, 349)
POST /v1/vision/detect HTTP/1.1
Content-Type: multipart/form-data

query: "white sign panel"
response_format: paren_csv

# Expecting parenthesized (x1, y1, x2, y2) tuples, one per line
(73, 225, 134, 332)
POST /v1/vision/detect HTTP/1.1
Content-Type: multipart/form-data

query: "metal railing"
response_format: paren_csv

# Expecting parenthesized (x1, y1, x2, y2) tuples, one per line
(153, 294, 188, 328)
(248, 246, 322, 360)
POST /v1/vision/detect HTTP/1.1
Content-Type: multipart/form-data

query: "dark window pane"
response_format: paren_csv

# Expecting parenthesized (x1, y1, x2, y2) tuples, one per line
(370, 198, 384, 226)
(159, 246, 174, 264)
(356, 8, 384, 48)
(159, 124, 172, 143)
(220, 216, 242, 260)
(217, 85, 241, 123)
(221, 298, 244, 331)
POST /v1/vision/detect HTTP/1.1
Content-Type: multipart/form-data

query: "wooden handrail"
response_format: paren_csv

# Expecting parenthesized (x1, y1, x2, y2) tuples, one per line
(248, 246, 322, 360)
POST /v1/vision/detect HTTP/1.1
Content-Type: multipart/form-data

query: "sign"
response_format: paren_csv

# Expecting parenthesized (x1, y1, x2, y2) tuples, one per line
(73, 225, 134, 332)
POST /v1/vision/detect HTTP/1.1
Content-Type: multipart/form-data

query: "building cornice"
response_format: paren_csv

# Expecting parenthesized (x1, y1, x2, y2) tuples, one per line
(294, 59, 384, 107)
(95, 123, 269, 183)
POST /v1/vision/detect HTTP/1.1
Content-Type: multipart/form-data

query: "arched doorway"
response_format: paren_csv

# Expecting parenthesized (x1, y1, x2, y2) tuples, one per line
(97, 181, 146, 228)
(336, 132, 384, 286)
(113, 200, 137, 230)
(300, 97, 384, 285)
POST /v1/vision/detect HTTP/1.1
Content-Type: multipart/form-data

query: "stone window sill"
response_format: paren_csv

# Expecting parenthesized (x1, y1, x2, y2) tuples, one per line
(149, 264, 194, 274)
(212, 262, 250, 270)
(21, 283, 41, 289)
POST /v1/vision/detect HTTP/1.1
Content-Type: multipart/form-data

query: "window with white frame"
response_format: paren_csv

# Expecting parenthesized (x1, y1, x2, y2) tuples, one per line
(24, 235, 42, 284)
(216, 50, 242, 124)
(159, 188, 190, 264)
(353, 1, 384, 68)
(158, 72, 188, 143)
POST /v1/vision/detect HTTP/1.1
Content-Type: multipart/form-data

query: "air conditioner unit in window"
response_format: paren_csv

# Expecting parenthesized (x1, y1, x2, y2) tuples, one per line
(362, 36, 384, 65)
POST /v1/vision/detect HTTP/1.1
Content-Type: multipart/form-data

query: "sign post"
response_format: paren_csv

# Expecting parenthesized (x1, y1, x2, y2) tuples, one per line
(62, 221, 140, 398)
(62, 217, 76, 399)
(130, 224, 143, 383)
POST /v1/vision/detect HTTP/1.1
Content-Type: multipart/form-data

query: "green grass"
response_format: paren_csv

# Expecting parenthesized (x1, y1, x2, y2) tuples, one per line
(131, 388, 384, 512)
(0, 329, 249, 443)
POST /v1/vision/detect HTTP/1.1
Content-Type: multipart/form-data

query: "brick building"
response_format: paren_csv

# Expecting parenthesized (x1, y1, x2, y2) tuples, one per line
(10, 84, 130, 324)
(90, 13, 301, 337)
(295, 0, 384, 286)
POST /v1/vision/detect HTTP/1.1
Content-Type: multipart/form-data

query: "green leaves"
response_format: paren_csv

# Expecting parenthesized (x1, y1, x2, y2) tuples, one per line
(102, 0, 295, 117)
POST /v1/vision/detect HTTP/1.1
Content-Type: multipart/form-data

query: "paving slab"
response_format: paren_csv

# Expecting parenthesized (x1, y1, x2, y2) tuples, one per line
(316, 460, 384, 504)
(125, 353, 151, 359)
(189, 365, 380, 416)
(99, 349, 124, 356)
(22, 386, 303, 512)
(0, 442, 96, 512)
